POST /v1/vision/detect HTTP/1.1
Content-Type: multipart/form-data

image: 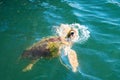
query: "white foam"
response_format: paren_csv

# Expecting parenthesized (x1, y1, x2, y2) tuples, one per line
(71, 23, 90, 43)
(55, 23, 90, 43)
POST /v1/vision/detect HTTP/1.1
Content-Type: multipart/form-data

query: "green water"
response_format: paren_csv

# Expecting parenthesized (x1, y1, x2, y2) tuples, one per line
(0, 0, 120, 80)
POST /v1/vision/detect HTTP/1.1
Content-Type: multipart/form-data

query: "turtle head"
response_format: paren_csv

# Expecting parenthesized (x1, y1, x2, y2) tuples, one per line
(66, 28, 78, 42)
(56, 24, 79, 42)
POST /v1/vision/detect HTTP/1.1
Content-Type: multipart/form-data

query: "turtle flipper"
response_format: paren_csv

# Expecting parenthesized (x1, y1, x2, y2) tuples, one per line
(22, 59, 39, 72)
(60, 47, 79, 72)
(68, 49, 79, 72)
(22, 63, 33, 72)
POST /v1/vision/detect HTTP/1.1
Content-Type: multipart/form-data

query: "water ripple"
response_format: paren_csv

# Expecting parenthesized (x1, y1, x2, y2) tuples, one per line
(107, 0, 120, 7)
(41, 2, 57, 10)
(0, 21, 9, 32)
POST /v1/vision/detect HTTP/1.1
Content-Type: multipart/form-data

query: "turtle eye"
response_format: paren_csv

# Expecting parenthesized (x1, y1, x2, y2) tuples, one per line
(66, 30, 75, 38)
(70, 31, 74, 36)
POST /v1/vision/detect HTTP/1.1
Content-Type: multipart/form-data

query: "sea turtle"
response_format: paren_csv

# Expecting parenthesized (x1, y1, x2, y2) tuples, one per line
(20, 24, 79, 72)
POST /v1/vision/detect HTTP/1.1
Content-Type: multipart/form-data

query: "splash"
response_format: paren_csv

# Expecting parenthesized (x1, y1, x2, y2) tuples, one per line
(55, 23, 90, 43)
(60, 48, 71, 70)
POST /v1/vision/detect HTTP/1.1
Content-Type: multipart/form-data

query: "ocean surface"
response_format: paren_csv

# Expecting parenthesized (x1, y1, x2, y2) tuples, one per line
(0, 0, 120, 80)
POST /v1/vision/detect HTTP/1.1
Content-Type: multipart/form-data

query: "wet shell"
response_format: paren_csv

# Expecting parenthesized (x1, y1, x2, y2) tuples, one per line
(21, 36, 62, 60)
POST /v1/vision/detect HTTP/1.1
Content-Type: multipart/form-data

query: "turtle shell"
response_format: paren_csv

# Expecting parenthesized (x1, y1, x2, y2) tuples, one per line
(22, 36, 62, 60)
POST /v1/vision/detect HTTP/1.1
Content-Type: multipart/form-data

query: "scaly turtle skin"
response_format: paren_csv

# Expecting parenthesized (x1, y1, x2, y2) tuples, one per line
(21, 36, 62, 60)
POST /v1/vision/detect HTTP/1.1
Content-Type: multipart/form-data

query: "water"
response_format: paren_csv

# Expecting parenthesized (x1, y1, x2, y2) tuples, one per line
(0, 0, 120, 80)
